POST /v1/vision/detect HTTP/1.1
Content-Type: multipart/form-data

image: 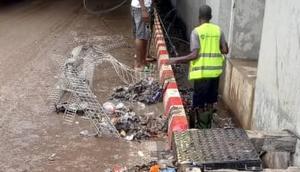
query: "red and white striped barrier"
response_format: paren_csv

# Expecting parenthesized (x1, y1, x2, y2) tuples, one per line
(153, 10, 189, 147)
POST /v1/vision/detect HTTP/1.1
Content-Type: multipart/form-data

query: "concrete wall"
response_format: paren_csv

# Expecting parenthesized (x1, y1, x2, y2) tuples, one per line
(173, 0, 206, 36)
(216, 0, 232, 40)
(253, 0, 300, 165)
(206, 0, 220, 25)
(173, 0, 265, 60)
(230, 0, 265, 60)
(222, 59, 257, 129)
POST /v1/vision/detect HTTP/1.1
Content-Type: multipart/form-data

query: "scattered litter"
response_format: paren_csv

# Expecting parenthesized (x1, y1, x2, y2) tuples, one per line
(149, 164, 159, 172)
(120, 130, 127, 137)
(138, 151, 145, 157)
(48, 153, 56, 161)
(127, 161, 157, 172)
(125, 134, 134, 141)
(75, 121, 79, 124)
(113, 165, 127, 172)
(104, 168, 112, 172)
(103, 101, 116, 114)
(80, 130, 89, 136)
(111, 78, 162, 105)
(116, 102, 125, 110)
(160, 167, 176, 172)
(80, 130, 97, 137)
(137, 102, 146, 110)
(145, 112, 155, 116)
(111, 104, 167, 140)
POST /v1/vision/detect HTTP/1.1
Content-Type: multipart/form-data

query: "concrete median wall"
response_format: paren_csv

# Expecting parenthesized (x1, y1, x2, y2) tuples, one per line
(153, 10, 188, 147)
(252, 0, 300, 165)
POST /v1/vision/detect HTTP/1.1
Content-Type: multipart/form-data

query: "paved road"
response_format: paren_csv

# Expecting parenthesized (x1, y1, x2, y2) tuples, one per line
(0, 0, 161, 171)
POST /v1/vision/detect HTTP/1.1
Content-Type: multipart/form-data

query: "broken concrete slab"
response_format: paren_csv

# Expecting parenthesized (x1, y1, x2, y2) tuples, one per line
(246, 130, 297, 153)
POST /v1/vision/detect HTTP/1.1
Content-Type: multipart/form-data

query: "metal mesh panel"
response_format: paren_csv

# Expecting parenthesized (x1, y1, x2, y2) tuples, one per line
(173, 128, 262, 171)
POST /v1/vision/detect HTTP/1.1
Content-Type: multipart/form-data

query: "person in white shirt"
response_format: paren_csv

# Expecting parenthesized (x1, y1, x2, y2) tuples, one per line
(131, 0, 153, 70)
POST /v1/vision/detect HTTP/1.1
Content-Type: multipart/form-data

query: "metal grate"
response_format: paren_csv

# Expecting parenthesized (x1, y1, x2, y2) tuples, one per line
(173, 128, 262, 171)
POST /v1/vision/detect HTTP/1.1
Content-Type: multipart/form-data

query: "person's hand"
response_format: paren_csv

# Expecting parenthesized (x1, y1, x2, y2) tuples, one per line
(141, 9, 150, 23)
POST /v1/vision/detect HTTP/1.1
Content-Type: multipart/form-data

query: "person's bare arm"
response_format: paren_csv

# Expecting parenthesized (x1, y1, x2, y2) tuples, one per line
(139, 0, 149, 23)
(220, 32, 229, 54)
(169, 49, 198, 64)
(221, 42, 229, 54)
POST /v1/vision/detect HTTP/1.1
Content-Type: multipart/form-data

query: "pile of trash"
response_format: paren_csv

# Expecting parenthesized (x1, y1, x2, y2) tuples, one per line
(103, 101, 167, 140)
(111, 78, 162, 105)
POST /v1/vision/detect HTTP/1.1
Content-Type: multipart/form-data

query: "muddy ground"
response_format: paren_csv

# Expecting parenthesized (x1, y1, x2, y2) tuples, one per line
(0, 0, 164, 171)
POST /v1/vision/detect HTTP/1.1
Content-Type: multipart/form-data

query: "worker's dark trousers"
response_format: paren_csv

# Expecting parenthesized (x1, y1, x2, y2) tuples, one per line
(189, 77, 219, 128)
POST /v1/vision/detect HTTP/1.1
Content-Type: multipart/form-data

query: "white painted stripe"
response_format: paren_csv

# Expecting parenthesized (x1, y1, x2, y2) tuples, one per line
(163, 78, 176, 89)
(163, 88, 181, 109)
(158, 45, 167, 52)
(159, 64, 172, 79)
(158, 54, 169, 67)
(156, 40, 165, 46)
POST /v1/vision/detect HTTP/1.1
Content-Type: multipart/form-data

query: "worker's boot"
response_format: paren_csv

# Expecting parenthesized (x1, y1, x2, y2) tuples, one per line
(195, 105, 214, 129)
(189, 108, 197, 128)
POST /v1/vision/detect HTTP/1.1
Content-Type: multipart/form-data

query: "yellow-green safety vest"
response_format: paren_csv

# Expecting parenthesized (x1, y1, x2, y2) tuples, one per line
(189, 23, 224, 80)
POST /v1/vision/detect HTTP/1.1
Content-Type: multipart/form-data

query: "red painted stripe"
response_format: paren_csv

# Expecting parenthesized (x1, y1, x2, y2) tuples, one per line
(158, 50, 168, 55)
(165, 97, 183, 116)
(166, 82, 178, 89)
(168, 116, 188, 146)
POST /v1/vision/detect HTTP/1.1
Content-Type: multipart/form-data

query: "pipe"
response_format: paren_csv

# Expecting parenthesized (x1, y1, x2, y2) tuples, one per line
(170, 36, 190, 45)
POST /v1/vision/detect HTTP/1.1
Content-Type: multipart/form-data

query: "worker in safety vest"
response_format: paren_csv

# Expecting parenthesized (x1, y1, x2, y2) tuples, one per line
(169, 5, 229, 128)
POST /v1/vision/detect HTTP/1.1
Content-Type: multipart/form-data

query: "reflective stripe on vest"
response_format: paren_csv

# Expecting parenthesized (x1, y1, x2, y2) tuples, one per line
(189, 23, 224, 80)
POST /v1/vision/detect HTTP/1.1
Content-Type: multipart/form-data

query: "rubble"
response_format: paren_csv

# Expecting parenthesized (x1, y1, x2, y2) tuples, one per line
(111, 78, 162, 105)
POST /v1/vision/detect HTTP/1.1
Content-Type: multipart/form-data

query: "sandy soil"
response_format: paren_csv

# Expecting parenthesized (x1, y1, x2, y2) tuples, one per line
(0, 0, 164, 171)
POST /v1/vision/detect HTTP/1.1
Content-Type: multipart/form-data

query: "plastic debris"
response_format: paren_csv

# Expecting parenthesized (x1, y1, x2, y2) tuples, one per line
(79, 130, 97, 137)
(127, 161, 157, 172)
(113, 165, 127, 172)
(116, 102, 125, 110)
(111, 78, 162, 105)
(103, 101, 116, 114)
(80, 130, 89, 136)
(149, 164, 159, 172)
(160, 167, 176, 172)
(111, 105, 167, 140)
(137, 102, 146, 110)
(138, 151, 145, 157)
(48, 153, 56, 161)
